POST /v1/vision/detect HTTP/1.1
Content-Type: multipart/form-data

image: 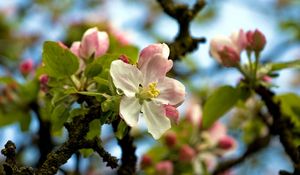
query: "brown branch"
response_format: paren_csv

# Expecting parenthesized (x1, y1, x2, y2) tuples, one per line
(1, 141, 35, 175)
(255, 85, 300, 174)
(156, 0, 206, 60)
(1, 102, 119, 175)
(113, 120, 137, 175)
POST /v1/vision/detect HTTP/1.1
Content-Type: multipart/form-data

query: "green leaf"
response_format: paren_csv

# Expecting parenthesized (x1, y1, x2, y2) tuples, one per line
(42, 41, 79, 78)
(274, 93, 300, 128)
(51, 103, 70, 132)
(80, 148, 94, 158)
(268, 60, 300, 72)
(93, 77, 109, 87)
(84, 61, 103, 78)
(94, 54, 119, 71)
(18, 79, 39, 103)
(86, 119, 101, 140)
(115, 120, 129, 139)
(0, 77, 15, 84)
(202, 86, 240, 129)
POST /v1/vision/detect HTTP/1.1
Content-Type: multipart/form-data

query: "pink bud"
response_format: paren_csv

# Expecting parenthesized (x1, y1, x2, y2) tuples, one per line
(164, 131, 177, 148)
(246, 29, 266, 53)
(230, 29, 247, 53)
(210, 36, 240, 67)
(209, 122, 227, 144)
(80, 27, 109, 59)
(164, 104, 179, 124)
(119, 54, 129, 64)
(252, 29, 266, 52)
(141, 154, 152, 169)
(218, 46, 240, 67)
(218, 135, 236, 150)
(39, 74, 49, 85)
(262, 75, 272, 82)
(19, 59, 33, 75)
(138, 43, 171, 71)
(179, 144, 196, 162)
(155, 161, 173, 175)
(70, 41, 81, 57)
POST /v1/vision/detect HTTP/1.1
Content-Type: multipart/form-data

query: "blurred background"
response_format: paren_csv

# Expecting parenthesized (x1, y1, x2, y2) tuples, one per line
(0, 0, 300, 174)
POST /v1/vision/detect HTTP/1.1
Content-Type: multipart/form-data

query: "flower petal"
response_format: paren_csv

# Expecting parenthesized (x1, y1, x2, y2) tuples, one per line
(210, 36, 236, 63)
(70, 41, 81, 57)
(141, 54, 173, 86)
(141, 101, 171, 139)
(138, 43, 170, 69)
(120, 96, 141, 127)
(110, 60, 142, 97)
(94, 31, 109, 58)
(156, 77, 185, 106)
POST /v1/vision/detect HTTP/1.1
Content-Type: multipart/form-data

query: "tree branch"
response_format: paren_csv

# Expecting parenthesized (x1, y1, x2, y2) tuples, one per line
(113, 120, 137, 175)
(157, 0, 206, 60)
(255, 85, 300, 174)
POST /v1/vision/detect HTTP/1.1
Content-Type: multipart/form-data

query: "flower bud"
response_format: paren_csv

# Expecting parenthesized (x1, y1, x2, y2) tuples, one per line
(155, 160, 173, 175)
(246, 29, 266, 53)
(39, 74, 49, 85)
(119, 54, 129, 64)
(138, 43, 171, 70)
(179, 144, 196, 162)
(19, 59, 33, 76)
(210, 37, 240, 67)
(164, 131, 177, 148)
(141, 154, 152, 169)
(70, 41, 81, 57)
(262, 75, 272, 82)
(218, 135, 236, 150)
(80, 27, 109, 59)
(164, 104, 179, 124)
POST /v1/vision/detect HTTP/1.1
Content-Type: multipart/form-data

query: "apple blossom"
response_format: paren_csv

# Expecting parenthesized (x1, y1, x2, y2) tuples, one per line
(155, 160, 173, 175)
(210, 30, 246, 67)
(80, 27, 109, 59)
(70, 27, 109, 60)
(110, 43, 185, 139)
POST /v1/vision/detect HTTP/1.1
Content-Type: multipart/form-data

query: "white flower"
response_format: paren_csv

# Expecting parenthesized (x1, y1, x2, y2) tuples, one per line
(110, 43, 185, 139)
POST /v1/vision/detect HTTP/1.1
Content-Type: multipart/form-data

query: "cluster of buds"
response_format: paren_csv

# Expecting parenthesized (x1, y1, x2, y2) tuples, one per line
(210, 29, 266, 67)
(141, 101, 236, 174)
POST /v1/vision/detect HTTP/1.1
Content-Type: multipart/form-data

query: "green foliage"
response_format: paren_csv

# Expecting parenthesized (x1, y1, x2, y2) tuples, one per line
(42, 41, 79, 78)
(115, 120, 128, 139)
(202, 86, 241, 129)
(268, 60, 300, 72)
(108, 36, 139, 64)
(275, 93, 300, 128)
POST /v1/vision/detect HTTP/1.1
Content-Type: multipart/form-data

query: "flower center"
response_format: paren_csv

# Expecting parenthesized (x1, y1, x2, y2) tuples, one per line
(137, 82, 160, 102)
(147, 82, 160, 98)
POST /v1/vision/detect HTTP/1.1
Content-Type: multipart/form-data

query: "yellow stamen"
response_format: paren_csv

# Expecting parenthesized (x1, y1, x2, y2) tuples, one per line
(147, 82, 160, 98)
